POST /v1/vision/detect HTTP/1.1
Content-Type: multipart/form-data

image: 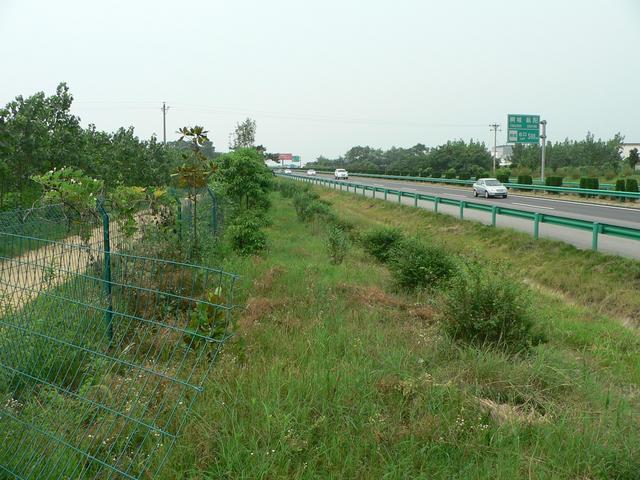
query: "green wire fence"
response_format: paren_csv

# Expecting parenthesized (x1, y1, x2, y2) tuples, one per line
(0, 192, 236, 479)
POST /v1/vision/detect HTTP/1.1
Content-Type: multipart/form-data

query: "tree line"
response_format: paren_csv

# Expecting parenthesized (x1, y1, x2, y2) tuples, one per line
(308, 133, 636, 180)
(309, 140, 494, 178)
(0, 83, 185, 209)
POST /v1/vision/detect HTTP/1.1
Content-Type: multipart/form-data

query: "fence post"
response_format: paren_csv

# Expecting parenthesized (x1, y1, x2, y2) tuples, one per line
(373, 188, 376, 199)
(459, 201, 465, 219)
(414, 194, 418, 207)
(434, 197, 440, 213)
(533, 213, 541, 239)
(398, 191, 402, 204)
(174, 196, 183, 244)
(97, 199, 113, 343)
(592, 222, 601, 251)
(491, 206, 497, 226)
(384, 189, 388, 201)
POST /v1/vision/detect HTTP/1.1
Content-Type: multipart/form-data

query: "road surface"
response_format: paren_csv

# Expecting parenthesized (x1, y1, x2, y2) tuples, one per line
(310, 173, 640, 259)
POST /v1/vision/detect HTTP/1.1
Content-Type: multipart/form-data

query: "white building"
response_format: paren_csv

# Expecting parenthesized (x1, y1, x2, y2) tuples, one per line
(493, 144, 513, 167)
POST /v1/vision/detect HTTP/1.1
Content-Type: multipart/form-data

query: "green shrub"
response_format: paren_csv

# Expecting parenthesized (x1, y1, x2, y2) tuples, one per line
(615, 179, 626, 202)
(496, 173, 510, 184)
(293, 191, 332, 223)
(326, 225, 349, 265)
(361, 227, 404, 263)
(441, 263, 536, 352)
(516, 175, 533, 185)
(278, 181, 304, 198)
(458, 172, 470, 181)
(226, 212, 267, 256)
(388, 238, 456, 290)
(431, 171, 442, 179)
(579, 177, 599, 197)
(626, 178, 638, 203)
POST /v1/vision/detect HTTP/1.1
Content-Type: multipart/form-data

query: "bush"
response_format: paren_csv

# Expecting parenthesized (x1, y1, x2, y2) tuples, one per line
(626, 178, 638, 203)
(441, 264, 536, 352)
(579, 177, 599, 197)
(326, 225, 349, 265)
(615, 179, 626, 202)
(545, 175, 563, 194)
(361, 227, 404, 263)
(458, 172, 470, 181)
(388, 238, 456, 290)
(293, 191, 332, 223)
(496, 173, 510, 184)
(431, 171, 442, 179)
(516, 175, 533, 185)
(278, 180, 305, 198)
(226, 212, 267, 256)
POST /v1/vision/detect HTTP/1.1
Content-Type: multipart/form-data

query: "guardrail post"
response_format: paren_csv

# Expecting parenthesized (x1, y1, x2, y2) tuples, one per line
(372, 188, 376, 199)
(398, 191, 402, 204)
(533, 213, 541, 239)
(414, 194, 418, 207)
(592, 222, 601, 251)
(97, 199, 113, 343)
(459, 201, 465, 219)
(434, 197, 440, 213)
(384, 189, 388, 201)
(491, 206, 497, 226)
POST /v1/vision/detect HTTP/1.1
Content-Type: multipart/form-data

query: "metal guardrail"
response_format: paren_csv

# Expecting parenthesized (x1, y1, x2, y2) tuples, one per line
(283, 174, 640, 252)
(304, 170, 639, 200)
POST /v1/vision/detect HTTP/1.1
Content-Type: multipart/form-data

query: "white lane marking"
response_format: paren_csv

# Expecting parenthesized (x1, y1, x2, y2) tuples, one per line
(445, 194, 466, 198)
(512, 202, 554, 210)
(508, 195, 640, 213)
(373, 183, 385, 187)
(405, 188, 418, 191)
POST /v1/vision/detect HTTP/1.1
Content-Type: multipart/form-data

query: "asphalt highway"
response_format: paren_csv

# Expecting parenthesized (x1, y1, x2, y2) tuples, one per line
(306, 173, 640, 259)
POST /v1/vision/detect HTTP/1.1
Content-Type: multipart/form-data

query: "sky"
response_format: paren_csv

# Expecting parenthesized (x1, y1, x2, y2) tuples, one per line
(1, 0, 639, 163)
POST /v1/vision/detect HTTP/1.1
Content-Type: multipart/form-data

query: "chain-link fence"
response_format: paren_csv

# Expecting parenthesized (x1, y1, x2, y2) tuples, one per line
(0, 193, 237, 479)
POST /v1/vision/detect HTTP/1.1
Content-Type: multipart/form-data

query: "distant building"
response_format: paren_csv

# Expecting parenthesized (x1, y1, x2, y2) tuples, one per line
(493, 144, 513, 167)
(620, 143, 640, 171)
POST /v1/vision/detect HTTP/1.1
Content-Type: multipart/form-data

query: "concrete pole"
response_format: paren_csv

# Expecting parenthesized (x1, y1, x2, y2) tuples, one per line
(540, 120, 547, 181)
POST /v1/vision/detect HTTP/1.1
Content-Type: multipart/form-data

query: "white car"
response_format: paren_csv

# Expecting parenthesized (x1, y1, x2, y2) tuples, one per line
(284, 169, 292, 174)
(473, 178, 508, 198)
(334, 169, 349, 180)
(306, 169, 317, 176)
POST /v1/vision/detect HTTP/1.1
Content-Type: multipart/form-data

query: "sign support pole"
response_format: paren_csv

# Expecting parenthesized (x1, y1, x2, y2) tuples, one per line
(540, 120, 547, 182)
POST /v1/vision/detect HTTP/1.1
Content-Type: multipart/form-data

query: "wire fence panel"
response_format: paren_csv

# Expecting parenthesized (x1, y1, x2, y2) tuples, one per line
(0, 204, 104, 259)
(0, 216, 237, 477)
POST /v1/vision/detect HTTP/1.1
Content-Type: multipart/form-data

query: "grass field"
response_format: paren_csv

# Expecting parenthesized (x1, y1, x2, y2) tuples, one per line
(159, 186, 640, 479)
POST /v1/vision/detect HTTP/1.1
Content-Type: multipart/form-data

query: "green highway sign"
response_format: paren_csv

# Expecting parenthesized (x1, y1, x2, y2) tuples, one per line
(507, 114, 540, 144)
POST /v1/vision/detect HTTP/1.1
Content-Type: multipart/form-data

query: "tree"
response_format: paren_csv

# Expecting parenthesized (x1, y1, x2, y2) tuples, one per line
(229, 118, 256, 150)
(628, 148, 639, 170)
(173, 126, 216, 256)
(214, 148, 272, 210)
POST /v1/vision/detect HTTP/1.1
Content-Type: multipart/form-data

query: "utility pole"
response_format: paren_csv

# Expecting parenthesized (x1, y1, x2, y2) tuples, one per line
(540, 120, 547, 181)
(161, 102, 170, 144)
(489, 123, 501, 174)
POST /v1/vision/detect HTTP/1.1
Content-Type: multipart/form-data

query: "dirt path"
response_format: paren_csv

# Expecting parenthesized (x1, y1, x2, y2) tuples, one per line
(0, 213, 148, 313)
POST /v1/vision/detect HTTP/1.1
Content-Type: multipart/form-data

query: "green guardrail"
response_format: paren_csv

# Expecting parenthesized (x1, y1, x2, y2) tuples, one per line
(305, 170, 638, 200)
(282, 174, 640, 252)
(301, 169, 620, 193)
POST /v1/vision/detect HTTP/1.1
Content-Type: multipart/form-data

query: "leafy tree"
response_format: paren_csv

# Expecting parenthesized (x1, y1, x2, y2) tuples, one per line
(214, 148, 273, 210)
(229, 118, 256, 150)
(173, 126, 216, 256)
(628, 148, 639, 170)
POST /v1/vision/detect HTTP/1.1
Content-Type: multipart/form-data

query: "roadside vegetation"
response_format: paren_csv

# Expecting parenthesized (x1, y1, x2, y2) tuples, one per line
(160, 180, 640, 479)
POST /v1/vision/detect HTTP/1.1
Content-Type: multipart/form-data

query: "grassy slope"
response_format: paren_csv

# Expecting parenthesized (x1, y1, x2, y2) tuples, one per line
(161, 188, 640, 479)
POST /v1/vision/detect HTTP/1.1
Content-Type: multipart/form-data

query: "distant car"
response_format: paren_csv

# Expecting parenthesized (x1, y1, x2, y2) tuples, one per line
(334, 169, 349, 180)
(306, 169, 317, 176)
(284, 169, 292, 174)
(473, 178, 508, 198)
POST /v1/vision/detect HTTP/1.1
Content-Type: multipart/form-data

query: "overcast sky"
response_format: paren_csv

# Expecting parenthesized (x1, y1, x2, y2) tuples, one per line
(1, 0, 639, 162)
